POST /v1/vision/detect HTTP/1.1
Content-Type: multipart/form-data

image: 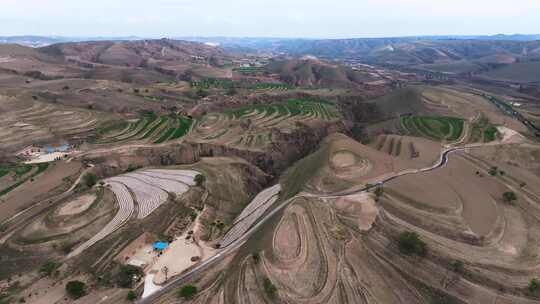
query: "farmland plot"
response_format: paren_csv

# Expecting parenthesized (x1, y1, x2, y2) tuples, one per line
(219, 184, 281, 247)
(68, 169, 199, 256)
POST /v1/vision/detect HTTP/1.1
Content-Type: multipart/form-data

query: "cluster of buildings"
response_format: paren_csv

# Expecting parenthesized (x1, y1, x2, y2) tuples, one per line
(15, 144, 74, 163)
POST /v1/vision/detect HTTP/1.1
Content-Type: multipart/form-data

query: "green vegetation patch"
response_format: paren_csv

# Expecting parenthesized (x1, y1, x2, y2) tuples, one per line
(178, 285, 198, 299)
(401, 115, 464, 141)
(0, 164, 33, 179)
(66, 281, 86, 299)
(141, 116, 168, 139)
(190, 78, 238, 89)
(233, 66, 265, 75)
(170, 116, 193, 140)
(470, 115, 498, 143)
(98, 113, 193, 144)
(398, 231, 427, 257)
(0, 162, 49, 197)
(39, 260, 61, 277)
(263, 277, 277, 298)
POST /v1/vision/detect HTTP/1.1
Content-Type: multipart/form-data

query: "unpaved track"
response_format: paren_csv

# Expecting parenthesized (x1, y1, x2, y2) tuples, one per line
(137, 140, 523, 303)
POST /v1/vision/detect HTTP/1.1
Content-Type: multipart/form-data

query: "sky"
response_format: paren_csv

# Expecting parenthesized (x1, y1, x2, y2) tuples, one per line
(1, 0, 539, 38)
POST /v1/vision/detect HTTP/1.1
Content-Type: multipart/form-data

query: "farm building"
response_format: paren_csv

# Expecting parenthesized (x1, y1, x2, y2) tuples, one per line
(153, 242, 169, 251)
(16, 145, 43, 157)
(44, 144, 71, 154)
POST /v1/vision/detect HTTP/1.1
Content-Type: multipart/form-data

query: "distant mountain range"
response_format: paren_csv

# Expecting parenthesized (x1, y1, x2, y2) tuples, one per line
(1, 34, 540, 83)
(0, 35, 145, 47)
(1, 34, 539, 48)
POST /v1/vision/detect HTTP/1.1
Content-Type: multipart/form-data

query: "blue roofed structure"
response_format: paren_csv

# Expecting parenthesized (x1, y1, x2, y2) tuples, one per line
(153, 242, 169, 251)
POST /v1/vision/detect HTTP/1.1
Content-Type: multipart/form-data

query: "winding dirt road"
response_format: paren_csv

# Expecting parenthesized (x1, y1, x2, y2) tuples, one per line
(137, 141, 519, 303)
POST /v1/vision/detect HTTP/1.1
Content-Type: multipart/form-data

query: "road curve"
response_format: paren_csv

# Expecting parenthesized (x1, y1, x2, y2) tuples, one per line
(136, 143, 502, 303)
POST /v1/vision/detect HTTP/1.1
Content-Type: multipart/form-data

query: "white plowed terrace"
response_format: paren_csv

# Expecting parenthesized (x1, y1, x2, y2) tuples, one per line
(68, 169, 198, 257)
(219, 184, 281, 248)
(67, 182, 134, 258)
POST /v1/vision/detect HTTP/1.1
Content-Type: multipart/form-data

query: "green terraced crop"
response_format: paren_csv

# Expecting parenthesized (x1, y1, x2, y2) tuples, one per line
(154, 126, 176, 144)
(170, 117, 193, 140)
(401, 116, 464, 141)
(126, 114, 158, 139)
(141, 117, 168, 139)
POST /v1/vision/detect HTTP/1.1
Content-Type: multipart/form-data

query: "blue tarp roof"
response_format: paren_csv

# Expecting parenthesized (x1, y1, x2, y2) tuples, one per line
(153, 242, 168, 250)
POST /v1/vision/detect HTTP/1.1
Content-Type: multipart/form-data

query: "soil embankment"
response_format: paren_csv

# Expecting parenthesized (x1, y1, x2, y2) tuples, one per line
(81, 120, 348, 178)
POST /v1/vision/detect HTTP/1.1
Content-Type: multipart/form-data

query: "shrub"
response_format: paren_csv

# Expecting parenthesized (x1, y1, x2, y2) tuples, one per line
(127, 290, 137, 301)
(116, 265, 144, 288)
(39, 260, 61, 277)
(450, 260, 464, 273)
(83, 173, 98, 188)
(374, 186, 384, 199)
(503, 191, 517, 204)
(398, 231, 427, 257)
(263, 277, 277, 298)
(65, 281, 86, 299)
(529, 278, 540, 293)
(488, 167, 498, 176)
(252, 252, 260, 264)
(194, 174, 206, 187)
(178, 285, 198, 299)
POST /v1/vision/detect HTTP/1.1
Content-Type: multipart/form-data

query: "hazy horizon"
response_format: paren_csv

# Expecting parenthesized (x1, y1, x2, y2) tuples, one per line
(1, 0, 540, 38)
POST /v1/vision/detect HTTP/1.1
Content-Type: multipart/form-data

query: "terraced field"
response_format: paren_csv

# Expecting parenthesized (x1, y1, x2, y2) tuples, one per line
(190, 78, 236, 89)
(400, 115, 464, 142)
(0, 97, 107, 152)
(0, 163, 49, 197)
(190, 99, 340, 150)
(190, 78, 290, 91)
(250, 82, 291, 90)
(233, 66, 265, 75)
(97, 114, 193, 144)
(68, 169, 199, 257)
(470, 115, 499, 143)
(219, 184, 281, 248)
(67, 182, 134, 258)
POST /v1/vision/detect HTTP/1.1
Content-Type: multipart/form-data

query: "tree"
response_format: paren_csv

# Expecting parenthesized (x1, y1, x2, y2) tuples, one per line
(39, 260, 61, 277)
(162, 266, 169, 282)
(83, 173, 98, 188)
(178, 285, 198, 299)
(529, 278, 540, 293)
(127, 290, 137, 301)
(65, 281, 86, 299)
(503, 191, 517, 204)
(398, 231, 427, 257)
(194, 174, 206, 187)
(116, 265, 144, 288)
